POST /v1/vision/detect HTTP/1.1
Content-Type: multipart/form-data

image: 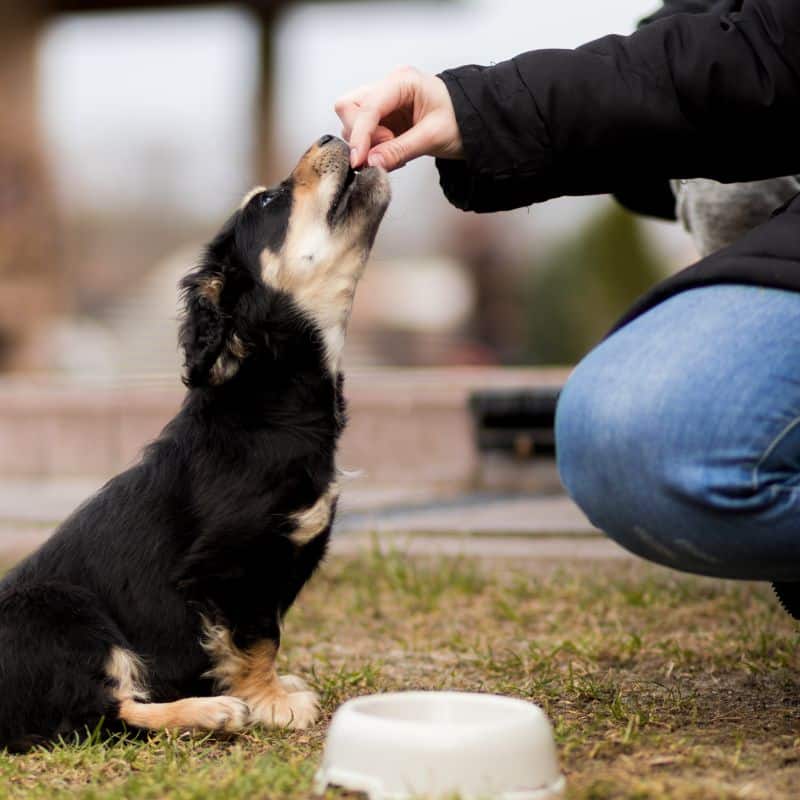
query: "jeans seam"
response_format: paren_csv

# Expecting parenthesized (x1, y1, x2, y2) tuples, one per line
(752, 414, 800, 495)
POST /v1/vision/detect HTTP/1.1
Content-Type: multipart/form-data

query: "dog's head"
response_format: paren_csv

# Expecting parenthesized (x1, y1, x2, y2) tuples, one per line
(180, 135, 390, 387)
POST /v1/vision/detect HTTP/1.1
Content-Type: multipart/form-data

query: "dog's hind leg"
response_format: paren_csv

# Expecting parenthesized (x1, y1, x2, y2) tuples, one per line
(107, 646, 249, 732)
(0, 583, 140, 751)
(116, 696, 249, 732)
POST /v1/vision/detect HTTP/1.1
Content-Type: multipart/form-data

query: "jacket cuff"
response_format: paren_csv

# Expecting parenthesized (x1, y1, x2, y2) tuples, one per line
(435, 159, 551, 213)
(434, 68, 492, 212)
(435, 64, 552, 213)
(437, 69, 489, 176)
(438, 63, 551, 176)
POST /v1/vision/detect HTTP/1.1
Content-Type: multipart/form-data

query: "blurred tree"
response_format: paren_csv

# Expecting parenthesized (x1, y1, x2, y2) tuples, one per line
(0, 4, 64, 370)
(520, 202, 666, 364)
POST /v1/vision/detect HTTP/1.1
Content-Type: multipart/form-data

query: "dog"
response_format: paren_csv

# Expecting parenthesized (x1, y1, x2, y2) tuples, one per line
(0, 135, 390, 752)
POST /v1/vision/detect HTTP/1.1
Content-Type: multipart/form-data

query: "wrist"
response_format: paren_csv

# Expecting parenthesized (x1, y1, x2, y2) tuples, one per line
(432, 76, 464, 160)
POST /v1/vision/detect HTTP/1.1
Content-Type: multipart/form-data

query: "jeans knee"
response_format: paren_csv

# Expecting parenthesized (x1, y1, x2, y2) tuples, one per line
(555, 352, 724, 566)
(555, 351, 800, 578)
(556, 344, 775, 520)
(558, 363, 749, 525)
(553, 284, 800, 579)
(554, 372, 588, 502)
(555, 357, 627, 524)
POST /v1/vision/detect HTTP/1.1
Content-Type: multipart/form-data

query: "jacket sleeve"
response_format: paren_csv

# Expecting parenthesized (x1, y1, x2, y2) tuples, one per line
(639, 0, 733, 25)
(436, 0, 800, 213)
(610, 0, 732, 219)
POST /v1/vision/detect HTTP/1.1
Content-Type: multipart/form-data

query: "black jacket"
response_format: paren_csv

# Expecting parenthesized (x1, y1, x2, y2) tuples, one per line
(436, 0, 800, 310)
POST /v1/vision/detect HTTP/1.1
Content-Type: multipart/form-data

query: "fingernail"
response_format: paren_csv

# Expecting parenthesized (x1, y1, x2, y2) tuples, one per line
(350, 148, 358, 168)
(368, 152, 386, 169)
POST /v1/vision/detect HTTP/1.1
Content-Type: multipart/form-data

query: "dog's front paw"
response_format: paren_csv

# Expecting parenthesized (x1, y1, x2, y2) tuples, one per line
(195, 696, 251, 732)
(250, 678, 319, 730)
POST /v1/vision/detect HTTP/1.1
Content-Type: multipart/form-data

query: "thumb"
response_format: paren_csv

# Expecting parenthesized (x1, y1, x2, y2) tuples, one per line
(367, 119, 436, 171)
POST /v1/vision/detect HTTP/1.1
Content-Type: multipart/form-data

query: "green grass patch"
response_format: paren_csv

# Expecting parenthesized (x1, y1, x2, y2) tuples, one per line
(1, 545, 799, 799)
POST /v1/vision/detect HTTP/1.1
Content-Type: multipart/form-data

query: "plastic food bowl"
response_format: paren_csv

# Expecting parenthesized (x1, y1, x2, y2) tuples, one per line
(314, 691, 565, 800)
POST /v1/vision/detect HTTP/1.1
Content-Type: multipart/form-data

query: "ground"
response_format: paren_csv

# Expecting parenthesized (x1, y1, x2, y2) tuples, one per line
(1, 546, 799, 799)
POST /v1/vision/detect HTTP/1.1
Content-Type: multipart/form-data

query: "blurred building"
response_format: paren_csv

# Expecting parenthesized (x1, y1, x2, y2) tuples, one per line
(1, 0, 298, 372)
(0, 0, 694, 377)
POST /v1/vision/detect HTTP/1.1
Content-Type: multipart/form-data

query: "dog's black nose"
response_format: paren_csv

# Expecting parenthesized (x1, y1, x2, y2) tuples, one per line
(318, 134, 335, 147)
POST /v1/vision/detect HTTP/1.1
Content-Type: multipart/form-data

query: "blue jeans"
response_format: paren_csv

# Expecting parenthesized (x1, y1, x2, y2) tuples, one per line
(556, 285, 800, 581)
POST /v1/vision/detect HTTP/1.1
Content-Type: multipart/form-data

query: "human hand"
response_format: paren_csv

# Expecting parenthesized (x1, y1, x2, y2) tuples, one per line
(335, 66, 464, 171)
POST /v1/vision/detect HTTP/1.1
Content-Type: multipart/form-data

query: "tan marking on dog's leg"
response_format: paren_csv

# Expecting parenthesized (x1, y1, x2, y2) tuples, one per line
(118, 696, 249, 732)
(290, 481, 339, 545)
(106, 646, 150, 702)
(202, 624, 319, 730)
(107, 646, 249, 732)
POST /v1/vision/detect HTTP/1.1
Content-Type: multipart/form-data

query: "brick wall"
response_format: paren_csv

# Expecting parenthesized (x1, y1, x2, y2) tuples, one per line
(0, 368, 569, 489)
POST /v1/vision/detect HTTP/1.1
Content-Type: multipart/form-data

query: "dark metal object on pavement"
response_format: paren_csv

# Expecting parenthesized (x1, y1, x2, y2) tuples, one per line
(469, 388, 560, 461)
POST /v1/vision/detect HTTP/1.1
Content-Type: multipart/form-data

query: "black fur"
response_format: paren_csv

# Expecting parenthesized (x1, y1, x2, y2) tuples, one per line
(0, 175, 345, 752)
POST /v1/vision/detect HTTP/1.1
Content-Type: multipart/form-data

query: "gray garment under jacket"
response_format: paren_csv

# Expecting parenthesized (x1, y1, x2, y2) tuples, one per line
(671, 177, 800, 257)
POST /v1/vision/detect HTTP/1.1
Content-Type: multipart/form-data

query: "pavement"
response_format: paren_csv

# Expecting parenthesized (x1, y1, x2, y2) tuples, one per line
(0, 478, 631, 563)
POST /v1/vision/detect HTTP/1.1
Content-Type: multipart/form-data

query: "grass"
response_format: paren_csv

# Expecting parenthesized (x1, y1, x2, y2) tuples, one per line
(2, 544, 799, 799)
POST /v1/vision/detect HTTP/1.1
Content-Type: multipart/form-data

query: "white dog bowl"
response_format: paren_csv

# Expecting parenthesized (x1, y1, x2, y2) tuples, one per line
(314, 692, 565, 800)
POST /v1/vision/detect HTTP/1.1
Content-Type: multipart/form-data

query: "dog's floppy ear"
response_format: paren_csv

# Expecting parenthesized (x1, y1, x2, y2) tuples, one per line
(179, 269, 233, 387)
(179, 209, 256, 388)
(180, 262, 255, 388)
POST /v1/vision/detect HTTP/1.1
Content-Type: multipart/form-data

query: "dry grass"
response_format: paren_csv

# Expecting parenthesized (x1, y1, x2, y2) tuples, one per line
(1, 543, 799, 799)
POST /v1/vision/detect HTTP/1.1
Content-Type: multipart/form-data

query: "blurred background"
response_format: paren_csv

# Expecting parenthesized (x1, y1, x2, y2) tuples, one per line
(1, 0, 696, 377)
(0, 0, 701, 546)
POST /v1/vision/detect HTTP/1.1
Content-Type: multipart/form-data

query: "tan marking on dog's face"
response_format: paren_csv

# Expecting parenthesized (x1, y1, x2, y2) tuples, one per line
(228, 333, 248, 360)
(240, 185, 268, 209)
(106, 646, 150, 702)
(254, 136, 391, 375)
(201, 622, 319, 729)
(208, 332, 249, 386)
(290, 481, 339, 546)
(117, 696, 249, 732)
(198, 276, 223, 304)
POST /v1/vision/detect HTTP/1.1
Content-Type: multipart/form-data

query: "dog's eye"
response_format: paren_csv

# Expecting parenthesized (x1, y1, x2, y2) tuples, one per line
(259, 192, 275, 208)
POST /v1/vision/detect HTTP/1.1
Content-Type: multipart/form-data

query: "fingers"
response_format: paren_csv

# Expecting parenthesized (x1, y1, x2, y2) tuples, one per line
(334, 84, 370, 123)
(369, 125, 397, 146)
(335, 68, 418, 167)
(336, 88, 382, 167)
(339, 123, 395, 159)
(334, 85, 370, 141)
(334, 67, 463, 171)
(366, 116, 437, 171)
(349, 106, 386, 168)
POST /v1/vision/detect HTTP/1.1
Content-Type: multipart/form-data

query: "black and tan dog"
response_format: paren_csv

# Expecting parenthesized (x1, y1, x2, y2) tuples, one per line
(0, 135, 390, 752)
